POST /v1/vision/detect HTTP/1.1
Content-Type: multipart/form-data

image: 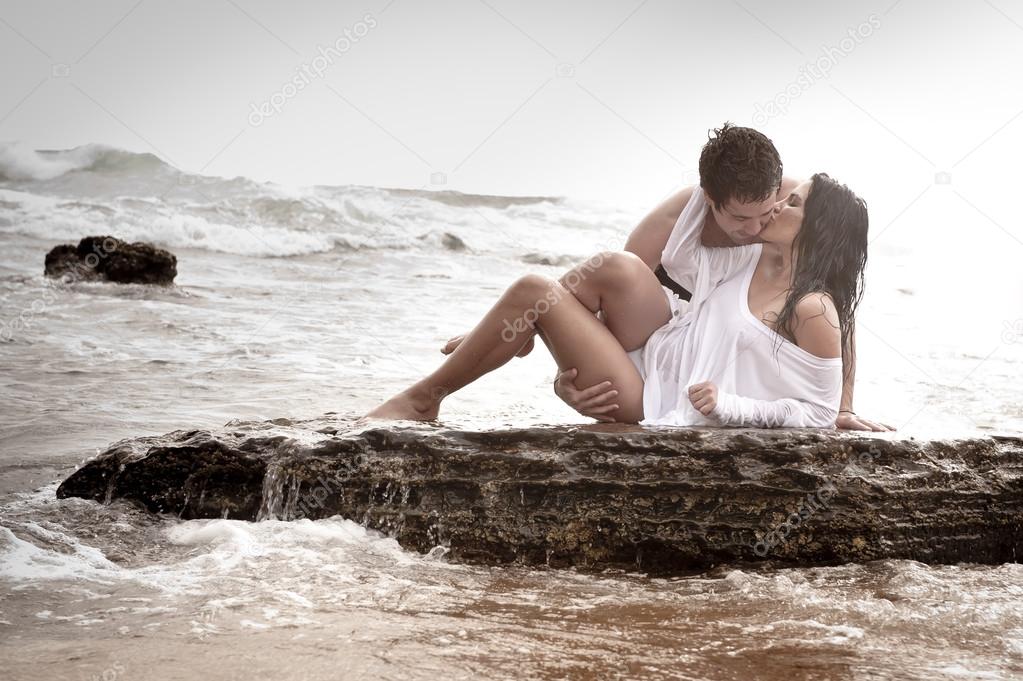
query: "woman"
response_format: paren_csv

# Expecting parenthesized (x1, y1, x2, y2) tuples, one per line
(365, 173, 868, 428)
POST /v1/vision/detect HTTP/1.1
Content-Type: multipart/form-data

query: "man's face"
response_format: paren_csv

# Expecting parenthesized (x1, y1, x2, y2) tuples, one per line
(708, 193, 778, 244)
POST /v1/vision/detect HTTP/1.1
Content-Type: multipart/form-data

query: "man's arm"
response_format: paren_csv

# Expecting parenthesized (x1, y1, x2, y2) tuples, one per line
(625, 177, 807, 259)
(624, 186, 695, 270)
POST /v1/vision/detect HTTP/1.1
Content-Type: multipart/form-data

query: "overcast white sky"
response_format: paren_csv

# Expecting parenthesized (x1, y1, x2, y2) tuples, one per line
(1, 0, 1021, 211)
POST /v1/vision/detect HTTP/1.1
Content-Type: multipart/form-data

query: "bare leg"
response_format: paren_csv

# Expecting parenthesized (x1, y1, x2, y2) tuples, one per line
(442, 333, 534, 357)
(441, 251, 669, 357)
(559, 251, 672, 351)
(364, 274, 648, 422)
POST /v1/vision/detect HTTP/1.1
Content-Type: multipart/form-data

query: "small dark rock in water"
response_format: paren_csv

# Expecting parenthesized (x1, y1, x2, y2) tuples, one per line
(521, 252, 577, 267)
(440, 232, 467, 251)
(56, 418, 1023, 574)
(44, 235, 177, 285)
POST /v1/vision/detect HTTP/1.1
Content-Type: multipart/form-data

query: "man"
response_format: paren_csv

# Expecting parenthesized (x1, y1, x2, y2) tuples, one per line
(553, 123, 891, 431)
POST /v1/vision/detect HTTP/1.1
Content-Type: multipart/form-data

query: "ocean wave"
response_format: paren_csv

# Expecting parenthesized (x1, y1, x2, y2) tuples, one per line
(0, 197, 359, 257)
(0, 494, 443, 606)
(0, 143, 562, 208)
(0, 142, 167, 182)
(382, 186, 560, 210)
(0, 143, 632, 259)
(0, 188, 483, 257)
(0, 523, 125, 584)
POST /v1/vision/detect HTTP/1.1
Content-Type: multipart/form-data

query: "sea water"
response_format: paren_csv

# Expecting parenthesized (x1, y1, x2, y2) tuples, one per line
(1, 143, 1021, 679)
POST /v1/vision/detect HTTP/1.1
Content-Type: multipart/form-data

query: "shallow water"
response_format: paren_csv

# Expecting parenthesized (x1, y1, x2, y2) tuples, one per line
(2, 144, 1022, 679)
(3, 484, 1023, 680)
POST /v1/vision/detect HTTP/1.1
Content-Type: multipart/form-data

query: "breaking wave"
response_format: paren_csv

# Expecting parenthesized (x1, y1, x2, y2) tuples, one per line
(0, 143, 628, 259)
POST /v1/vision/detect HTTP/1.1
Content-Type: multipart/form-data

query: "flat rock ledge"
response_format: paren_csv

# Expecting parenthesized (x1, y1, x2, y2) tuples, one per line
(56, 418, 1023, 574)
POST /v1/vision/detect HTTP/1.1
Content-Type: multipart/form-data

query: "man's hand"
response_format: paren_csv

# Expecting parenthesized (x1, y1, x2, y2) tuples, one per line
(836, 411, 894, 431)
(688, 381, 718, 416)
(553, 368, 619, 423)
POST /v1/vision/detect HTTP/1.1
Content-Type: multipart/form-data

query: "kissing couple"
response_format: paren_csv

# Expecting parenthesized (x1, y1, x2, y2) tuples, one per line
(367, 123, 892, 432)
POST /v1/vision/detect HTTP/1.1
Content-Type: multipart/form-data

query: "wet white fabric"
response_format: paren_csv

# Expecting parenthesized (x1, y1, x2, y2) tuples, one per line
(626, 190, 842, 428)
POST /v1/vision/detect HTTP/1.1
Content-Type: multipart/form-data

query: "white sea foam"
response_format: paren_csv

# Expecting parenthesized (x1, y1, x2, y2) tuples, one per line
(0, 512, 426, 598)
(0, 525, 124, 584)
(0, 142, 92, 181)
(741, 618, 866, 642)
(0, 188, 349, 257)
(0, 142, 165, 182)
(0, 144, 631, 261)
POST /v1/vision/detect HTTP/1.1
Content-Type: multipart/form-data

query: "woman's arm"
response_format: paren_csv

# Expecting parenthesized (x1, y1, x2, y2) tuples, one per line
(835, 328, 894, 431)
(689, 382, 840, 428)
(840, 327, 856, 413)
(688, 293, 844, 429)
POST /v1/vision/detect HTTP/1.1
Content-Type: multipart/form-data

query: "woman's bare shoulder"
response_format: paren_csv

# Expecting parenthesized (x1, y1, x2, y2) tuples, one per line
(792, 292, 841, 359)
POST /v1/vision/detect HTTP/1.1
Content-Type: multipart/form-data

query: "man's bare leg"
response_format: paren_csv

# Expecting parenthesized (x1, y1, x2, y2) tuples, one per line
(559, 251, 672, 351)
(364, 273, 647, 422)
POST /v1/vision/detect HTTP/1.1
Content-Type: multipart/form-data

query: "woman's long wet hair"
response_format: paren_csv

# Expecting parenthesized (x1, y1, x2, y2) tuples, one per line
(773, 173, 868, 377)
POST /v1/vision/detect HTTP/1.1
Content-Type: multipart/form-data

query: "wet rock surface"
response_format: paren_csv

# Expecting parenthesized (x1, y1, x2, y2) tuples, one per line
(44, 235, 177, 285)
(56, 417, 1023, 574)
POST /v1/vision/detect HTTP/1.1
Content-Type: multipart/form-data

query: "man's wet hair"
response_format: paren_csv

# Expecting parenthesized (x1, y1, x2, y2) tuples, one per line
(698, 123, 783, 208)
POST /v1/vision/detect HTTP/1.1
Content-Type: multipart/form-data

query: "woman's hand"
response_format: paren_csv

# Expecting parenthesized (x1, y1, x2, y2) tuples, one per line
(688, 381, 718, 416)
(553, 368, 620, 423)
(836, 411, 894, 431)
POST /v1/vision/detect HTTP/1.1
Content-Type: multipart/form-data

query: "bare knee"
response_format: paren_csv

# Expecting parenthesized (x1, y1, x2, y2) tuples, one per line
(561, 251, 648, 294)
(596, 251, 649, 281)
(507, 274, 558, 308)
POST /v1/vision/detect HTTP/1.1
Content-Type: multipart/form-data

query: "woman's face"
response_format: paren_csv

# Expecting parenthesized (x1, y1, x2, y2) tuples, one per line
(759, 180, 811, 245)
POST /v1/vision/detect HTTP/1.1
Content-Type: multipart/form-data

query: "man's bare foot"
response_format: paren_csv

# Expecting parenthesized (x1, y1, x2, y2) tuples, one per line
(363, 389, 440, 421)
(442, 334, 534, 357)
(441, 335, 462, 355)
